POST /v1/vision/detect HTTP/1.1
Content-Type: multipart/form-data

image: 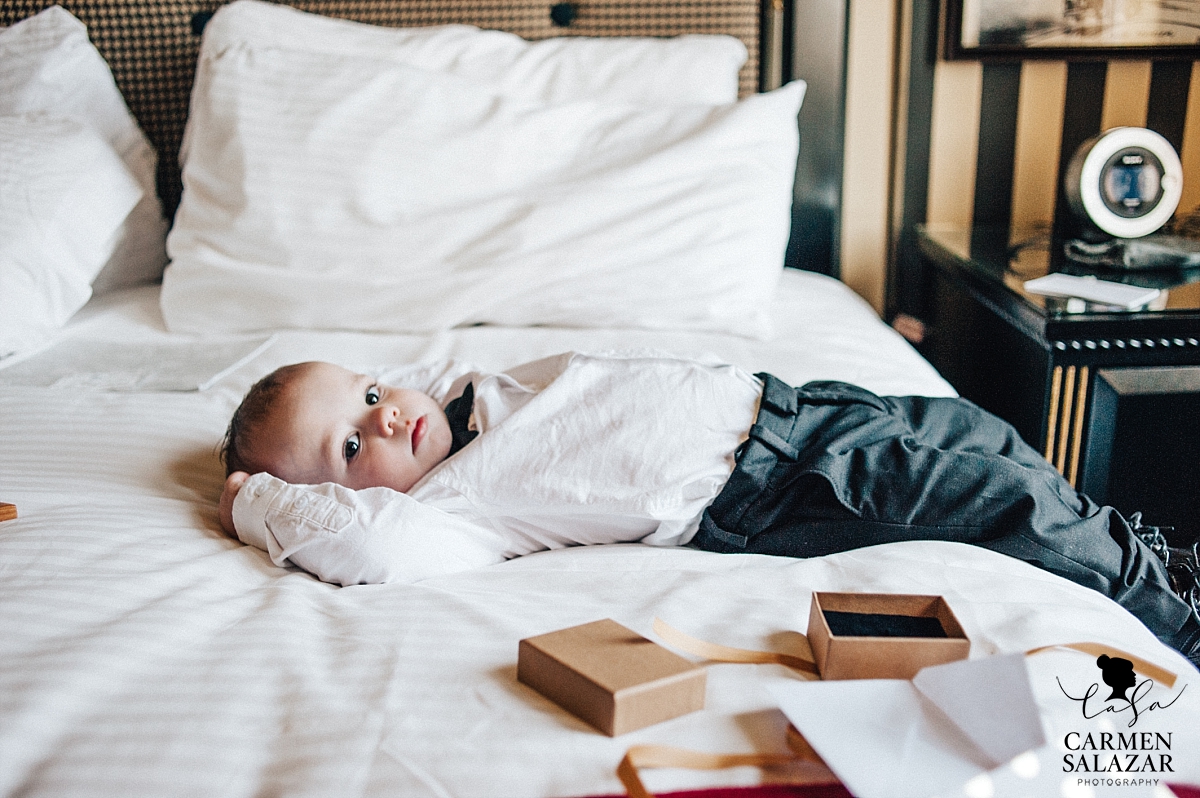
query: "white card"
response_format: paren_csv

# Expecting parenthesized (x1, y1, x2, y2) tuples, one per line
(1023, 273, 1160, 310)
(769, 655, 1046, 798)
(912, 653, 1045, 767)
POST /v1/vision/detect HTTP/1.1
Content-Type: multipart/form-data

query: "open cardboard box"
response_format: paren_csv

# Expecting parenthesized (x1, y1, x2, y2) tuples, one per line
(807, 592, 970, 680)
(518, 618, 706, 736)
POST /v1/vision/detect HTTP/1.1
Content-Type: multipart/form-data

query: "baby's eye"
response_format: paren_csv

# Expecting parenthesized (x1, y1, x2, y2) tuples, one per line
(365, 386, 381, 406)
(344, 432, 361, 461)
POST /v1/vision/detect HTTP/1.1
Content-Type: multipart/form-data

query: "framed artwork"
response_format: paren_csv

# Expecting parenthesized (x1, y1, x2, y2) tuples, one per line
(945, 0, 1200, 59)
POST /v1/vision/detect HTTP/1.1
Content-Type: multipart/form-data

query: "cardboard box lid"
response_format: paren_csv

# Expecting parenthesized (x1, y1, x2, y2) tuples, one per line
(520, 618, 701, 695)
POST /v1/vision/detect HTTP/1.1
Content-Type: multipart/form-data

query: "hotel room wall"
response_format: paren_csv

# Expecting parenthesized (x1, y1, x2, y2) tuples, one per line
(888, 0, 1200, 324)
(925, 60, 1199, 239)
(838, 0, 896, 312)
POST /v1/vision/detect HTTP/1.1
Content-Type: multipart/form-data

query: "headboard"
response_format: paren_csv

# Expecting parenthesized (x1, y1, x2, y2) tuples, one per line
(0, 0, 760, 215)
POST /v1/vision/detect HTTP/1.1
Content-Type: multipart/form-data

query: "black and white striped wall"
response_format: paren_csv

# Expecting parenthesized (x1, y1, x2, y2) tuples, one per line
(891, 0, 1200, 323)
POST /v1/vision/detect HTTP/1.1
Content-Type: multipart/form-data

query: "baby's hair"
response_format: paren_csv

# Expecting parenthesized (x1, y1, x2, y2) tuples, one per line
(221, 363, 311, 477)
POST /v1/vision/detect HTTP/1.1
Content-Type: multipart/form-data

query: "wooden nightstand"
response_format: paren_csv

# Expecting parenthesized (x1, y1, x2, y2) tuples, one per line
(914, 224, 1200, 545)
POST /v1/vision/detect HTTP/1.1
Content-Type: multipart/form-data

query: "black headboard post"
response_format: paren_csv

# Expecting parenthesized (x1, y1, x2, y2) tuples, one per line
(784, 0, 848, 278)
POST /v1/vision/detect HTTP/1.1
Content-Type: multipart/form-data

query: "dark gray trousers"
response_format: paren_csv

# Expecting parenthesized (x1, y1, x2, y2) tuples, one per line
(691, 375, 1196, 649)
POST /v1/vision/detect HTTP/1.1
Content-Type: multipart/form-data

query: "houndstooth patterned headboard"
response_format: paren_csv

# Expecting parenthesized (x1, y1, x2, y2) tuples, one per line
(0, 0, 762, 216)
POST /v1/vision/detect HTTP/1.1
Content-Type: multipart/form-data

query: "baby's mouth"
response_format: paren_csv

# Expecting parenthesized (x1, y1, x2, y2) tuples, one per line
(411, 416, 426, 453)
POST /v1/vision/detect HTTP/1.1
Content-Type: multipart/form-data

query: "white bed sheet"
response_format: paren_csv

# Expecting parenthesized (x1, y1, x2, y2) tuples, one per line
(1, 271, 1195, 798)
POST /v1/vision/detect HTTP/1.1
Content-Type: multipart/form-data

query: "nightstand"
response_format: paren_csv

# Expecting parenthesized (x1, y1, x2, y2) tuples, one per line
(915, 224, 1200, 545)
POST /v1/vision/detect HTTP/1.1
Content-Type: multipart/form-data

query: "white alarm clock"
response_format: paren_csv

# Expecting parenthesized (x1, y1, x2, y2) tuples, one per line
(1064, 127, 1183, 239)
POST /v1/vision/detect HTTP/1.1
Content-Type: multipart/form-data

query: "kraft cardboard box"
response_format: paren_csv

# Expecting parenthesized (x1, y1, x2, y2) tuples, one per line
(807, 592, 969, 680)
(517, 618, 706, 736)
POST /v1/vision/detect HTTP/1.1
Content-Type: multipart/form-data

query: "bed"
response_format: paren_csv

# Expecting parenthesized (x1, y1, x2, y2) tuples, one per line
(1, 2, 1197, 797)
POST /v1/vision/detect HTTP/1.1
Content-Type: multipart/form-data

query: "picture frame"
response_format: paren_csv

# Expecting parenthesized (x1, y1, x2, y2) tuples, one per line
(945, 0, 1200, 60)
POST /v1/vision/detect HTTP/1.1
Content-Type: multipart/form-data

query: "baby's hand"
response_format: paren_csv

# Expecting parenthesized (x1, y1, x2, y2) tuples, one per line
(219, 471, 250, 539)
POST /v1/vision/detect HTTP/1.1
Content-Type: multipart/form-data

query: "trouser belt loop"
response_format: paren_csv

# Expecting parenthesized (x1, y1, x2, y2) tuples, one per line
(698, 512, 748, 549)
(757, 373, 798, 415)
(748, 423, 799, 462)
(699, 374, 803, 551)
(750, 373, 800, 462)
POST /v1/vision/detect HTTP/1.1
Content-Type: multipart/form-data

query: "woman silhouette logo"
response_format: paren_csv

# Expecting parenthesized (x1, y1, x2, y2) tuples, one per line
(1096, 654, 1138, 702)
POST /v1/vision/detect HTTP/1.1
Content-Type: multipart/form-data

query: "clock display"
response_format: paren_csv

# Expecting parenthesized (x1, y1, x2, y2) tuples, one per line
(1101, 148, 1164, 218)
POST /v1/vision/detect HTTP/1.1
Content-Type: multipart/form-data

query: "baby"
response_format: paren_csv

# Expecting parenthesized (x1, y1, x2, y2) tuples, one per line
(218, 360, 455, 532)
(219, 350, 1200, 666)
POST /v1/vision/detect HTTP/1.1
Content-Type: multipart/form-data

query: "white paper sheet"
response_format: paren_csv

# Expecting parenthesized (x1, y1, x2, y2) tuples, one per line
(769, 655, 1047, 798)
(772, 679, 990, 798)
(913, 653, 1045, 766)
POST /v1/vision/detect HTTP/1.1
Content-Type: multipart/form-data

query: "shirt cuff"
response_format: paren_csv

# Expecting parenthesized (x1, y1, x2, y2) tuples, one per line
(231, 471, 283, 552)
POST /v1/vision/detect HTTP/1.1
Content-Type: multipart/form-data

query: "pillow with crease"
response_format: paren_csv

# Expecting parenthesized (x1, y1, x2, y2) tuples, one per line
(0, 6, 168, 295)
(0, 115, 143, 360)
(161, 34, 805, 338)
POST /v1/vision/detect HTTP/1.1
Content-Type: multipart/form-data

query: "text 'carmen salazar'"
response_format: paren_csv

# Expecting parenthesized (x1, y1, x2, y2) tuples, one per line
(1062, 732, 1173, 774)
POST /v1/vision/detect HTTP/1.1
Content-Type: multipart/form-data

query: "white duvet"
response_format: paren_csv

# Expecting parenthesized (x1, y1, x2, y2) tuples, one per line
(1, 271, 1196, 797)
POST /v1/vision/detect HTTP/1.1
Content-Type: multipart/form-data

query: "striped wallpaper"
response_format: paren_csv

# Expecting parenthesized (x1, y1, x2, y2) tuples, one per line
(891, 0, 1200, 322)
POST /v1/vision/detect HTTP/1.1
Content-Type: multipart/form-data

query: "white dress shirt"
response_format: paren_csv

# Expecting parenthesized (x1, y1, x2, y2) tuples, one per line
(233, 351, 763, 585)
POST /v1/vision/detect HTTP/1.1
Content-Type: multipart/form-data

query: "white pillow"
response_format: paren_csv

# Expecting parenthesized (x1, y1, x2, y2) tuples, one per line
(161, 36, 804, 338)
(0, 115, 143, 359)
(195, 0, 747, 107)
(0, 6, 167, 295)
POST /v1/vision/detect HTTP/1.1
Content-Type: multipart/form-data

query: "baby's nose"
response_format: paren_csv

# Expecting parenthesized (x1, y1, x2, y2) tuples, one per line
(373, 405, 399, 436)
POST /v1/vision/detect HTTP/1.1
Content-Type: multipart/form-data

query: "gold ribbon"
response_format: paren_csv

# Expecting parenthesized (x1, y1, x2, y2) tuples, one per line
(1025, 642, 1178, 689)
(653, 618, 1178, 688)
(617, 726, 839, 798)
(652, 618, 819, 677)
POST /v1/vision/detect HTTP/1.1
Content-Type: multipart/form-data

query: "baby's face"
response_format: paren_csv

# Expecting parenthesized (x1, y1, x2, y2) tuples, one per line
(255, 362, 452, 492)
